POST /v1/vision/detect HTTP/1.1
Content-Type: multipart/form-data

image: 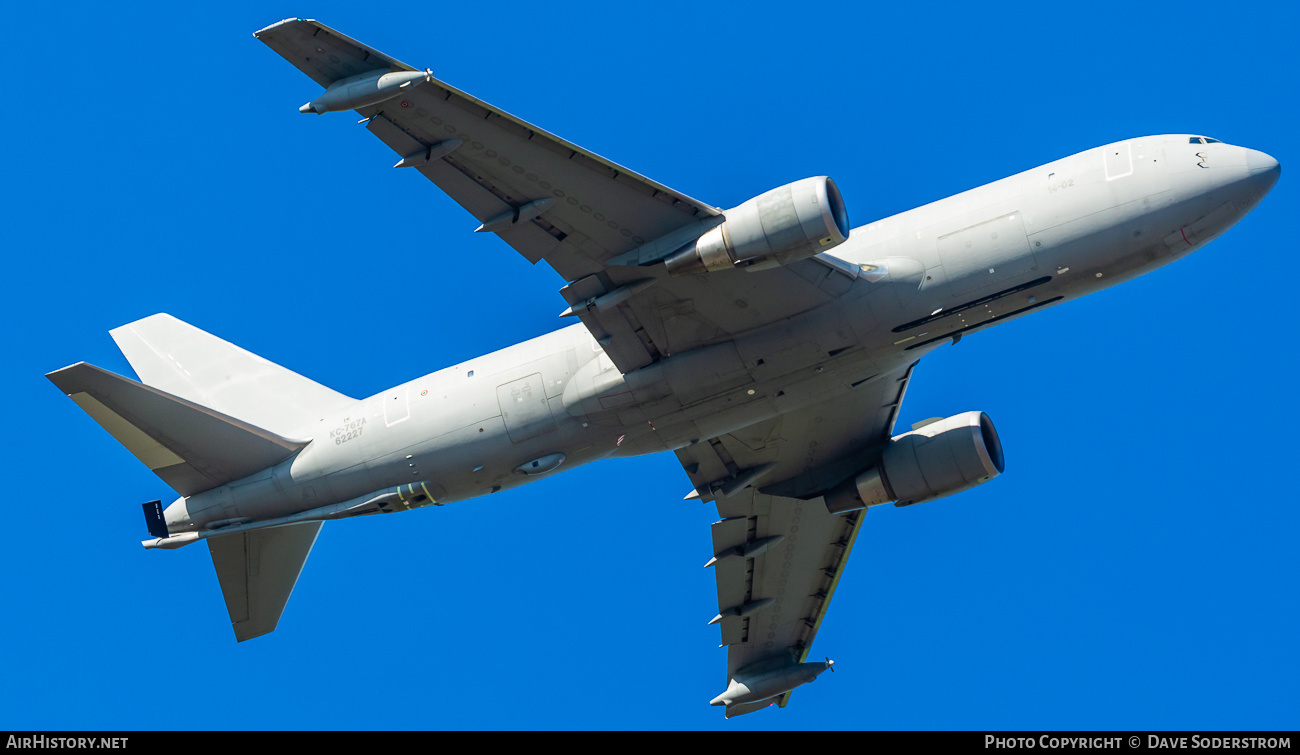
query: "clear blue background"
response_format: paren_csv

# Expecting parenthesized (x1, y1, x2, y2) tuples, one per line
(3, 0, 1295, 731)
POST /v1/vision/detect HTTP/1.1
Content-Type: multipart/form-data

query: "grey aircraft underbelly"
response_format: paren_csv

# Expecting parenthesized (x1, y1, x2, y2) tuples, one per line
(46, 18, 1280, 719)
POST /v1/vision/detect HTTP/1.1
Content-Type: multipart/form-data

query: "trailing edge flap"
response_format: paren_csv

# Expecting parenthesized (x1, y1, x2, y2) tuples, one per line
(208, 522, 322, 642)
(47, 362, 308, 497)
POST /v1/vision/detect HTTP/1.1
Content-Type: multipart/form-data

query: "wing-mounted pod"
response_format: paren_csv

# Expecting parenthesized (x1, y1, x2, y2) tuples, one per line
(824, 411, 1005, 514)
(299, 68, 433, 114)
(709, 658, 835, 712)
(664, 177, 850, 276)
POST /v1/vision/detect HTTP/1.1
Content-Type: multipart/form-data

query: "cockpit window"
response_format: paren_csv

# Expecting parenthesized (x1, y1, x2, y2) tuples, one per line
(1190, 137, 1204, 144)
(1204, 138, 1222, 144)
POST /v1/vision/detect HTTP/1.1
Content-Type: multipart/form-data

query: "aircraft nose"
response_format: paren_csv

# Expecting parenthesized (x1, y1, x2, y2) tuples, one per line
(1244, 148, 1281, 192)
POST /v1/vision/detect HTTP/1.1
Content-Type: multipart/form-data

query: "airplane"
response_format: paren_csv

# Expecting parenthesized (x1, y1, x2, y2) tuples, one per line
(45, 18, 1279, 718)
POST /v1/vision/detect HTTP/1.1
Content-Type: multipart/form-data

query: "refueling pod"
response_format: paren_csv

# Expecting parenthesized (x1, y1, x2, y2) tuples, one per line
(665, 177, 850, 276)
(710, 659, 835, 710)
(825, 411, 1005, 513)
(299, 68, 433, 114)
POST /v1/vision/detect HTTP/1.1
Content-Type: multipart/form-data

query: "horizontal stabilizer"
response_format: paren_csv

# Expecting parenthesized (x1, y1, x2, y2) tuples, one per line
(110, 313, 354, 438)
(208, 522, 322, 642)
(47, 362, 308, 496)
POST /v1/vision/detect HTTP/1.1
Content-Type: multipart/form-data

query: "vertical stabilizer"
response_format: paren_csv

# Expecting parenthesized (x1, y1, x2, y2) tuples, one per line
(111, 314, 354, 438)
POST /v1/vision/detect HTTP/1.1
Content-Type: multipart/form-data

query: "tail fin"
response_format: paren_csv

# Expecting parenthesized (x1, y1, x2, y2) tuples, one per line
(110, 313, 353, 438)
(47, 362, 307, 496)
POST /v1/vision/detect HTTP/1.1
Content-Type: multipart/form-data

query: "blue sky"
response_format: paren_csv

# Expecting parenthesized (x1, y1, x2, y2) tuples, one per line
(3, 0, 1296, 731)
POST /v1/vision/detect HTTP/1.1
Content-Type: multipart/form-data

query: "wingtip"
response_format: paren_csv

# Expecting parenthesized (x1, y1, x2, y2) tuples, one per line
(44, 361, 89, 388)
(252, 18, 298, 37)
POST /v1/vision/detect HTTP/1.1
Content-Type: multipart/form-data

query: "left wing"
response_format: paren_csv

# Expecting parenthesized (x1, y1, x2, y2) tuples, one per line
(254, 20, 863, 373)
(253, 19, 717, 288)
(677, 362, 916, 716)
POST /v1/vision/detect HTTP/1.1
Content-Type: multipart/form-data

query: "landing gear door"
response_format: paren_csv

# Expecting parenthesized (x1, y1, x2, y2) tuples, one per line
(497, 373, 556, 443)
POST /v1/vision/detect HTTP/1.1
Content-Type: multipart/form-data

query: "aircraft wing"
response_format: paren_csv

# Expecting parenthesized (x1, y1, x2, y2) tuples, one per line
(676, 362, 916, 716)
(254, 19, 863, 373)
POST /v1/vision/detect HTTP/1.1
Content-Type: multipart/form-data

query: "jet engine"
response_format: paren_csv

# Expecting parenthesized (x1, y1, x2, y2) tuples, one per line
(824, 411, 1005, 513)
(664, 177, 850, 276)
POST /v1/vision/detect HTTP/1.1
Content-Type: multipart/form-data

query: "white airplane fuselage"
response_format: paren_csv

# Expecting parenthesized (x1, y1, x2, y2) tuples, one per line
(158, 134, 1279, 539)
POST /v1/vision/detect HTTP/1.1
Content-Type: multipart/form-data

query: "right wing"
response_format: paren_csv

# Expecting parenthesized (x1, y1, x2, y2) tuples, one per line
(676, 362, 917, 716)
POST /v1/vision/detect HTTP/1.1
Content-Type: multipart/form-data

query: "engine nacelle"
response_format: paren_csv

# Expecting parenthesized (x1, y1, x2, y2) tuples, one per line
(825, 411, 1005, 514)
(664, 177, 849, 276)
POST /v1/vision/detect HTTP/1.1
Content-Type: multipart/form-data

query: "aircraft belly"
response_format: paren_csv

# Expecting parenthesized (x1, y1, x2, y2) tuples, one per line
(366, 416, 511, 502)
(614, 345, 899, 458)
